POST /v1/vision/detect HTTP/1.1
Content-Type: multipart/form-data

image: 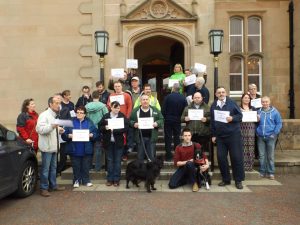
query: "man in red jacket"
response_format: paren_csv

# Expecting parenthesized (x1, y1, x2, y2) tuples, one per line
(168, 127, 209, 192)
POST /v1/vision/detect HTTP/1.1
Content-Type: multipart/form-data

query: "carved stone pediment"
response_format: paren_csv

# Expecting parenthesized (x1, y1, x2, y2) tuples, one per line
(122, 0, 196, 21)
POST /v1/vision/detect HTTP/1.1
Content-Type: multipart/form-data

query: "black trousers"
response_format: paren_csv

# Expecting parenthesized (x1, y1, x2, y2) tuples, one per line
(216, 132, 245, 182)
(192, 134, 210, 152)
(164, 122, 181, 159)
(57, 143, 67, 174)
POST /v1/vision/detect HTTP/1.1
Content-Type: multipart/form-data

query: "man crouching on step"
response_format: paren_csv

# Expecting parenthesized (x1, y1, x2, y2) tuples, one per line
(168, 127, 209, 192)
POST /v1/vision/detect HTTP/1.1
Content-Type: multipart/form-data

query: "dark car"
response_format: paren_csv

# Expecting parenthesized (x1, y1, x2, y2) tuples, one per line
(0, 123, 38, 199)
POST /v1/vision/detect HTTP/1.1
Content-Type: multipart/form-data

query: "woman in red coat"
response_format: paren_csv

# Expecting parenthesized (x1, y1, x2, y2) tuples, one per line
(16, 98, 39, 153)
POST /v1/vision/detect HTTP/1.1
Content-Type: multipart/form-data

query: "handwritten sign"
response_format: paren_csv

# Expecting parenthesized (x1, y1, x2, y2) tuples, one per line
(168, 79, 179, 88)
(242, 111, 258, 122)
(110, 95, 125, 105)
(188, 109, 204, 120)
(111, 68, 124, 78)
(126, 59, 138, 69)
(214, 110, 230, 123)
(251, 98, 262, 108)
(72, 129, 89, 142)
(184, 74, 196, 86)
(138, 117, 154, 129)
(194, 63, 207, 73)
(107, 118, 124, 129)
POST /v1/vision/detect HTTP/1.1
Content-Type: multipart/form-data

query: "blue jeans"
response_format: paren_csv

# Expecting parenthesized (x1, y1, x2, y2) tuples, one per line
(106, 142, 123, 182)
(257, 135, 277, 176)
(40, 152, 57, 190)
(138, 137, 155, 161)
(169, 161, 196, 189)
(71, 155, 92, 184)
(94, 141, 103, 171)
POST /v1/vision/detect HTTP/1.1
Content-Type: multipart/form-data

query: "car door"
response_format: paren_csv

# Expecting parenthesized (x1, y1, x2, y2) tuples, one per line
(0, 129, 16, 196)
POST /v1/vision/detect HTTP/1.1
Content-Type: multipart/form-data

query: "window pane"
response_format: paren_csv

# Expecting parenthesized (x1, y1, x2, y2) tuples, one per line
(230, 57, 242, 73)
(247, 57, 260, 74)
(230, 18, 242, 35)
(248, 36, 260, 52)
(230, 36, 242, 52)
(248, 18, 260, 35)
(230, 75, 242, 91)
(248, 76, 260, 92)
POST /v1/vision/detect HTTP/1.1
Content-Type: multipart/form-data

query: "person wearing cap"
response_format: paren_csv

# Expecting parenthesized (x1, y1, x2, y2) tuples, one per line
(133, 83, 161, 111)
(129, 76, 141, 105)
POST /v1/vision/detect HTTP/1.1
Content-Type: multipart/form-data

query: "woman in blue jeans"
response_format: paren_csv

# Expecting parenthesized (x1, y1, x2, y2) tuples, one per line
(62, 106, 99, 188)
(99, 101, 129, 187)
(256, 96, 282, 180)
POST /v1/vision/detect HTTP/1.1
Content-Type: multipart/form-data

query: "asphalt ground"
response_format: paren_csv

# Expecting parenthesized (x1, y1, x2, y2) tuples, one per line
(0, 174, 299, 225)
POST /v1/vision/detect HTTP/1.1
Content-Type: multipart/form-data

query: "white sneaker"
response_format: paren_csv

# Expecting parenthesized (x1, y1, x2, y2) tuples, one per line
(86, 182, 93, 187)
(73, 181, 79, 188)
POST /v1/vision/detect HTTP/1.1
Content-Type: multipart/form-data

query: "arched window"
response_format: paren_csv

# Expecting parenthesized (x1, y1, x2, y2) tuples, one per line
(248, 17, 261, 52)
(229, 17, 243, 53)
(230, 56, 244, 95)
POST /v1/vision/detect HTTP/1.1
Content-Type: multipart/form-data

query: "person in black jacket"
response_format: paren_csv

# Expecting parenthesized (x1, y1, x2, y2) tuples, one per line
(99, 101, 129, 187)
(96, 81, 110, 105)
(162, 83, 187, 161)
(75, 86, 92, 108)
(210, 86, 245, 189)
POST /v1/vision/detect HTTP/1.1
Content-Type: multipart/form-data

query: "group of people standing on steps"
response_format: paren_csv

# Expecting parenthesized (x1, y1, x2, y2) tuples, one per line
(15, 63, 282, 195)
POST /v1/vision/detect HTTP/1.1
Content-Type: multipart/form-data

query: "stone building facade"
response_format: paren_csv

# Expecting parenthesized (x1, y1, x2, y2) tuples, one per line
(0, 0, 299, 130)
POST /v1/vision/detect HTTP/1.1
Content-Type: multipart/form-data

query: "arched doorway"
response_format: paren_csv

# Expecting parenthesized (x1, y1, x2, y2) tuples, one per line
(134, 36, 184, 103)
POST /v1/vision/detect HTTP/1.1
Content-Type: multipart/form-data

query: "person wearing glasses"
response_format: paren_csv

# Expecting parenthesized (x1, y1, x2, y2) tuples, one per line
(62, 106, 99, 188)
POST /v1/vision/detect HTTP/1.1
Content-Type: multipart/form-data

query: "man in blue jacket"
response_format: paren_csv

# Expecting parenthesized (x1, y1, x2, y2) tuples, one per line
(210, 86, 245, 189)
(256, 96, 282, 180)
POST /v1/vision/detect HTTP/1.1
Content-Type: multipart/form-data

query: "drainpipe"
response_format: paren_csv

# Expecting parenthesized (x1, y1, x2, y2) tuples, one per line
(288, 0, 295, 119)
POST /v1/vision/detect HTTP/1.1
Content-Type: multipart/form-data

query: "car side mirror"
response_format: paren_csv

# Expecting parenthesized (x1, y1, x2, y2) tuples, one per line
(6, 130, 17, 141)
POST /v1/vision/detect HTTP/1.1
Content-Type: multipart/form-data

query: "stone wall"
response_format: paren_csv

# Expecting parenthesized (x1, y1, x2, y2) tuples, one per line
(278, 119, 300, 150)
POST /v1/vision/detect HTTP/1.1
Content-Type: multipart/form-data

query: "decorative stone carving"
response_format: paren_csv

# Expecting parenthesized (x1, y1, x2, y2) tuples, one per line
(124, 0, 196, 21)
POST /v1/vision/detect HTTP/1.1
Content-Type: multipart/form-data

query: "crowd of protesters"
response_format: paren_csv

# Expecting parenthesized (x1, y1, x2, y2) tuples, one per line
(16, 64, 282, 195)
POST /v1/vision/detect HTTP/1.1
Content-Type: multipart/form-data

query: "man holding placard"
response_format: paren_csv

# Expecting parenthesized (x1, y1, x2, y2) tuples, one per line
(210, 86, 245, 189)
(248, 83, 261, 109)
(181, 92, 210, 151)
(130, 94, 164, 161)
(133, 83, 161, 111)
(107, 80, 132, 119)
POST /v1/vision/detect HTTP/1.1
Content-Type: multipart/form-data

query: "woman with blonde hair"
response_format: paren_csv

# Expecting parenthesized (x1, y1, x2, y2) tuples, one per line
(169, 64, 186, 94)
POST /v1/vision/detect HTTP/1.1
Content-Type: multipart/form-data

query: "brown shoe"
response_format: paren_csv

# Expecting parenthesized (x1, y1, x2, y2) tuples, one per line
(49, 186, 65, 192)
(40, 189, 50, 197)
(192, 182, 199, 192)
(106, 181, 113, 186)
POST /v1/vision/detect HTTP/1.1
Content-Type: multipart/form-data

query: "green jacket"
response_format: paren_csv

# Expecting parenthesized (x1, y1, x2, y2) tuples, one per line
(85, 101, 108, 126)
(181, 102, 210, 136)
(170, 72, 186, 94)
(130, 106, 164, 143)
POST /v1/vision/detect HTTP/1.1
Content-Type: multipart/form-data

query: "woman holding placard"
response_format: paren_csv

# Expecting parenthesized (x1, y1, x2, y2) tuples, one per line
(240, 93, 257, 171)
(169, 64, 186, 94)
(99, 101, 129, 187)
(62, 106, 99, 188)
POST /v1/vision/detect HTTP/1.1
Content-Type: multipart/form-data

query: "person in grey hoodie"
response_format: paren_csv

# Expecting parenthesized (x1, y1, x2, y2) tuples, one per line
(256, 96, 282, 180)
(85, 91, 108, 171)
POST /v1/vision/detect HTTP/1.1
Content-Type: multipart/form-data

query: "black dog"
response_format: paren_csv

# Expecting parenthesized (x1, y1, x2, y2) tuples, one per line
(126, 157, 164, 193)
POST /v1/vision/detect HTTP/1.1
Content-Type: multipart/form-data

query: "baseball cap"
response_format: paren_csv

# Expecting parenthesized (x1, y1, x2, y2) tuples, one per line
(131, 76, 139, 81)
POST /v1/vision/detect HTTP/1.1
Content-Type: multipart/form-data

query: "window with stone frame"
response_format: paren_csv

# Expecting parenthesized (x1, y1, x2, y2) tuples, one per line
(229, 15, 262, 96)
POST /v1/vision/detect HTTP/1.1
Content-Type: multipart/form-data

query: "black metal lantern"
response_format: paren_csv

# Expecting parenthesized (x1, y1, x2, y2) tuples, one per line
(209, 30, 224, 56)
(95, 31, 109, 57)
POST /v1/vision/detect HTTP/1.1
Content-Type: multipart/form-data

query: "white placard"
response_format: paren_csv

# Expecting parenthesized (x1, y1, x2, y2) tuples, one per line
(110, 95, 125, 105)
(72, 129, 89, 142)
(168, 79, 179, 88)
(242, 111, 258, 122)
(111, 68, 124, 78)
(107, 118, 124, 129)
(188, 109, 204, 120)
(138, 117, 154, 129)
(184, 74, 196, 86)
(69, 110, 76, 118)
(126, 59, 138, 69)
(194, 63, 207, 73)
(251, 98, 262, 108)
(214, 110, 230, 123)
(53, 119, 73, 127)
